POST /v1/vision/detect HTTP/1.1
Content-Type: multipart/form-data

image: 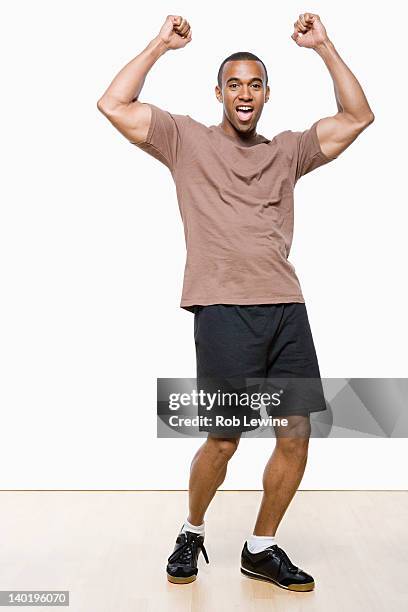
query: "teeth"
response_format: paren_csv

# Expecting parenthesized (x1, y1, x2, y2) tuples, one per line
(237, 106, 253, 111)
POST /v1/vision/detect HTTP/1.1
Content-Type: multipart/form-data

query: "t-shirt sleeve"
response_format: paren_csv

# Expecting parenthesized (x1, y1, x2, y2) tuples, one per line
(289, 120, 337, 183)
(135, 103, 189, 173)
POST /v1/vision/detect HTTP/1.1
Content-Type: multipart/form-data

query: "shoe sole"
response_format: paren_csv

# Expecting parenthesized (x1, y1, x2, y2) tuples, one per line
(240, 567, 315, 592)
(167, 573, 197, 584)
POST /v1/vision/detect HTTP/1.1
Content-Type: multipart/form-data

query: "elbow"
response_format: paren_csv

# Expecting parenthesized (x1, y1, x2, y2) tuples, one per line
(97, 95, 122, 117)
(343, 111, 375, 129)
(351, 112, 375, 131)
(97, 97, 111, 116)
(361, 112, 375, 127)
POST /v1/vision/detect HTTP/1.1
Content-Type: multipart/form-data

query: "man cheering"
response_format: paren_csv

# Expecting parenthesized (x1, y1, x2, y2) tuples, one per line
(97, 12, 374, 591)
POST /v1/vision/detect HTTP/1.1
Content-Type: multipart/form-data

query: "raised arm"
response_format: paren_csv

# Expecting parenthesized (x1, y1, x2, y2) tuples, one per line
(291, 13, 375, 159)
(97, 15, 192, 144)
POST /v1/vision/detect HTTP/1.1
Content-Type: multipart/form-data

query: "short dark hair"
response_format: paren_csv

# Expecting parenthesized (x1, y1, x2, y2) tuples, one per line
(217, 51, 268, 88)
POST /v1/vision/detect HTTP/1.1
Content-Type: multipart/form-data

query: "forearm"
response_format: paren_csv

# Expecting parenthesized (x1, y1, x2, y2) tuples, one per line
(97, 36, 168, 111)
(313, 39, 374, 123)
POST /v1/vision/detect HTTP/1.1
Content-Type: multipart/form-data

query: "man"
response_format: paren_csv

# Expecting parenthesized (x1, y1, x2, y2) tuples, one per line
(97, 12, 374, 592)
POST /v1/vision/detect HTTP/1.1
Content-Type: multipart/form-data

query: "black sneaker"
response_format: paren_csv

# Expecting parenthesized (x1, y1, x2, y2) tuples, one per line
(166, 528, 209, 584)
(241, 542, 315, 592)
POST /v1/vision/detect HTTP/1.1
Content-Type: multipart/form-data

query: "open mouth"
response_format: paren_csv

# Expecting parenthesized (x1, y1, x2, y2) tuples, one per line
(235, 105, 254, 122)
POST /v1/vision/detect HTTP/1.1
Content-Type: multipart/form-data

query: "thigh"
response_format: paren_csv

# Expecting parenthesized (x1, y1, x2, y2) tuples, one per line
(264, 303, 327, 417)
(266, 303, 321, 377)
(194, 304, 271, 380)
(194, 304, 270, 434)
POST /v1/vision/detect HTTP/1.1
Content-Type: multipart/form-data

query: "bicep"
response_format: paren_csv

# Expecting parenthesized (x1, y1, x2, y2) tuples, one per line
(99, 101, 152, 145)
(315, 112, 370, 159)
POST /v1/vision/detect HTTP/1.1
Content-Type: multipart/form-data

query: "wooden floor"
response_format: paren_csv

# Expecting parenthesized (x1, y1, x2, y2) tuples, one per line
(0, 491, 407, 611)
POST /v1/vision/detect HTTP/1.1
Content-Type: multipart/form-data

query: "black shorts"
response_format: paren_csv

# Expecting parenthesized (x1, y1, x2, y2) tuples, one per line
(194, 303, 327, 434)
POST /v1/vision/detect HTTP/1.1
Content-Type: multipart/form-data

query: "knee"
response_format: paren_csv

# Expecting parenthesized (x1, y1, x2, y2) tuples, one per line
(276, 435, 309, 461)
(207, 436, 240, 461)
(275, 417, 310, 460)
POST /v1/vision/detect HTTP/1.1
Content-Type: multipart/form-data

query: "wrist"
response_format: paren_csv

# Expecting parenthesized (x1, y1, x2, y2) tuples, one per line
(149, 35, 170, 57)
(313, 38, 334, 55)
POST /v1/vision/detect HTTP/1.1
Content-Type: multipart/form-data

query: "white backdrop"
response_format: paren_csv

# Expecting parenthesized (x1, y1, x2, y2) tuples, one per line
(1, 0, 407, 489)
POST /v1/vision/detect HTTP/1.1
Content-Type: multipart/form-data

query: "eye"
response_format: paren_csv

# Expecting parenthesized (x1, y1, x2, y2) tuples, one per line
(229, 83, 239, 89)
(252, 83, 261, 89)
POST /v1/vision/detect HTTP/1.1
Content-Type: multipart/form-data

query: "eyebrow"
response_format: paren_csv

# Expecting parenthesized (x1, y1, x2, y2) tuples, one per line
(226, 77, 263, 84)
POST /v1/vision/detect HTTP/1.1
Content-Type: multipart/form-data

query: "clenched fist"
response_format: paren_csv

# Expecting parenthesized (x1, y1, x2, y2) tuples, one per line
(291, 13, 328, 49)
(158, 15, 192, 50)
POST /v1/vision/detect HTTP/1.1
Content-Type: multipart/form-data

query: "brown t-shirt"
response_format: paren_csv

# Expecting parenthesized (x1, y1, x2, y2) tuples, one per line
(136, 103, 336, 312)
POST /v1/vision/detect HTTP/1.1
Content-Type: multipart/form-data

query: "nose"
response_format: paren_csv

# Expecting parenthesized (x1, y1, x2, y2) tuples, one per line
(239, 86, 253, 101)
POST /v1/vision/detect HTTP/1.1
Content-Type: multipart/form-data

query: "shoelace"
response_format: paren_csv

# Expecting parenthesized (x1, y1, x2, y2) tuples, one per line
(267, 545, 298, 573)
(168, 533, 209, 565)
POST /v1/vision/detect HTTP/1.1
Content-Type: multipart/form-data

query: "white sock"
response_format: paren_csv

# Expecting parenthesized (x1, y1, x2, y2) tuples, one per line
(246, 534, 277, 554)
(181, 518, 205, 536)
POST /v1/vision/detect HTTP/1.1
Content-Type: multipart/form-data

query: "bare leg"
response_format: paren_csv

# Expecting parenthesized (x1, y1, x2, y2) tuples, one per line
(253, 415, 311, 536)
(187, 435, 240, 525)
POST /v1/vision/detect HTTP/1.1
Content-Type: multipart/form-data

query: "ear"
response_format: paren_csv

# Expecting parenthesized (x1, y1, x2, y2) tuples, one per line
(265, 84, 270, 103)
(215, 85, 223, 103)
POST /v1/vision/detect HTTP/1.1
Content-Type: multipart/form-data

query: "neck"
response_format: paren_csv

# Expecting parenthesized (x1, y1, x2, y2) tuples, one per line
(218, 115, 259, 143)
